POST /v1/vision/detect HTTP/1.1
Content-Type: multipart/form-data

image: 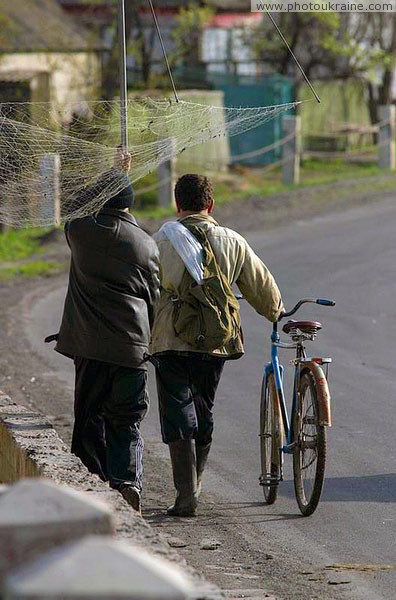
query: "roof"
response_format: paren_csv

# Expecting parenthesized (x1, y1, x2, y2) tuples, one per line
(0, 0, 102, 53)
(59, 0, 110, 5)
(208, 0, 252, 9)
(58, 0, 252, 11)
(0, 70, 45, 82)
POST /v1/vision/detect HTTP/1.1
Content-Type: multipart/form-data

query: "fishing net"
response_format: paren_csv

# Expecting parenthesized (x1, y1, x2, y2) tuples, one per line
(0, 96, 299, 227)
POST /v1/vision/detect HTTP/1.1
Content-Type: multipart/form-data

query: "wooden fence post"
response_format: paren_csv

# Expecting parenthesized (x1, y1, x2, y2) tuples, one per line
(158, 138, 176, 208)
(282, 115, 301, 185)
(39, 153, 61, 226)
(378, 105, 395, 170)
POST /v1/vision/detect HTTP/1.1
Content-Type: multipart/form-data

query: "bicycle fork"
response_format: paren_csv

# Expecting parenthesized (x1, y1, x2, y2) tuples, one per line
(259, 363, 286, 488)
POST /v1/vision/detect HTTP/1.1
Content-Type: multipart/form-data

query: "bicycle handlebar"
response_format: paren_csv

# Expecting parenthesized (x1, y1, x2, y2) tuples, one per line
(278, 297, 336, 321)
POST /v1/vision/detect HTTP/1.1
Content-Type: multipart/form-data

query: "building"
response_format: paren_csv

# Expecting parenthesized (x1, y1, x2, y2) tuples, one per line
(56, 1, 292, 165)
(0, 0, 104, 123)
(58, 0, 262, 81)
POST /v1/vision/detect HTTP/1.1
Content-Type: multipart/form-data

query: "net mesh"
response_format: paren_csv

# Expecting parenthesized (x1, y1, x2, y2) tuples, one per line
(0, 97, 299, 227)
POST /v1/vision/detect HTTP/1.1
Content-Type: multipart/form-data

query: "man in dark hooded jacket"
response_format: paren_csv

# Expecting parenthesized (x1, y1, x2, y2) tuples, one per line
(55, 153, 160, 512)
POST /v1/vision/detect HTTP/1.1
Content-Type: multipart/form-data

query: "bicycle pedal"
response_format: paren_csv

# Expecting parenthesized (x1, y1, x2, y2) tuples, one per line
(259, 474, 279, 487)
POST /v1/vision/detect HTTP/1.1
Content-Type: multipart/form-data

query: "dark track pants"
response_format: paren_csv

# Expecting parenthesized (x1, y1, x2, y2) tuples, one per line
(155, 353, 225, 445)
(72, 357, 148, 491)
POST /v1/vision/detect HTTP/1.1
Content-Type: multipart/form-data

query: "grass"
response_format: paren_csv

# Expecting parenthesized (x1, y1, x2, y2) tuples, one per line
(133, 158, 392, 220)
(0, 261, 62, 282)
(0, 227, 63, 281)
(0, 228, 48, 263)
(299, 158, 381, 184)
(0, 157, 393, 281)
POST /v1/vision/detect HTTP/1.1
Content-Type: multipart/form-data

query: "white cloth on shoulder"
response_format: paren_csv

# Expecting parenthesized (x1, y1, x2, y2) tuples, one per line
(159, 221, 205, 285)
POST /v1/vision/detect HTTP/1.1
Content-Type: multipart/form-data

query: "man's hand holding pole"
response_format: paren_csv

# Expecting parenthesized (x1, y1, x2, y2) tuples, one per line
(114, 147, 132, 172)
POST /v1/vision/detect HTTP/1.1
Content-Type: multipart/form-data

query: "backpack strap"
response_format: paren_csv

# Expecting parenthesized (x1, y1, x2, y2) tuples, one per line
(182, 222, 224, 280)
(161, 221, 205, 284)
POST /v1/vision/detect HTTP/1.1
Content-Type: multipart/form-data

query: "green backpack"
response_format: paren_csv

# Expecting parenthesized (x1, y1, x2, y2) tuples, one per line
(171, 223, 241, 352)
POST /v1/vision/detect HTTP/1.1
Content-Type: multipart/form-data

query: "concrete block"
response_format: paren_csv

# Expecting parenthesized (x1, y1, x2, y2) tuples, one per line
(282, 115, 301, 185)
(3, 536, 193, 599)
(0, 391, 223, 600)
(0, 395, 56, 482)
(158, 137, 176, 208)
(378, 105, 395, 170)
(0, 407, 49, 482)
(0, 479, 114, 582)
(39, 153, 61, 226)
(177, 90, 231, 172)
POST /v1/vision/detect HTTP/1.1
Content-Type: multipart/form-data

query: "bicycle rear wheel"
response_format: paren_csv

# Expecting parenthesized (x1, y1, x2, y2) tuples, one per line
(293, 369, 327, 516)
(260, 372, 282, 504)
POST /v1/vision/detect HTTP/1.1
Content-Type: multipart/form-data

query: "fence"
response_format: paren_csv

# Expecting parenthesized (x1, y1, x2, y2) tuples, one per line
(133, 115, 301, 205)
(301, 105, 395, 168)
(18, 105, 395, 216)
(138, 105, 395, 205)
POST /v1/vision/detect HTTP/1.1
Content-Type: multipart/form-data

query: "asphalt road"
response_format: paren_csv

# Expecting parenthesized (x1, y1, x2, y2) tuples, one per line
(27, 197, 396, 599)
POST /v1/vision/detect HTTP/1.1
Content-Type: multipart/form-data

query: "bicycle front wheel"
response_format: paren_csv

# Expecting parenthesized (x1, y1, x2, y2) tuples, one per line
(293, 369, 327, 516)
(260, 372, 282, 504)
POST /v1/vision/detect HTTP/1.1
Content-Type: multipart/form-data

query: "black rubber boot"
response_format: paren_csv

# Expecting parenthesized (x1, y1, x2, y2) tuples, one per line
(196, 442, 211, 497)
(167, 439, 198, 517)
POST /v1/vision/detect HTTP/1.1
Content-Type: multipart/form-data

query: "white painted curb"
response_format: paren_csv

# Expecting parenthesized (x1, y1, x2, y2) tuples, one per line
(3, 536, 192, 599)
(0, 479, 113, 582)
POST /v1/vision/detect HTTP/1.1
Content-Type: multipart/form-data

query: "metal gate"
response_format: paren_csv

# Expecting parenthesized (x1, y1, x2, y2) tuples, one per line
(215, 73, 294, 165)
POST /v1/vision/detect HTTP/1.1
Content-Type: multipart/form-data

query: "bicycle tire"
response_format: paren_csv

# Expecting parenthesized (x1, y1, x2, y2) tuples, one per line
(293, 369, 327, 516)
(260, 372, 282, 504)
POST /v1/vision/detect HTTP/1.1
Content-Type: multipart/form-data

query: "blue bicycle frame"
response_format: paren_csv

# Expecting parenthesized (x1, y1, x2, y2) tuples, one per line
(262, 297, 335, 482)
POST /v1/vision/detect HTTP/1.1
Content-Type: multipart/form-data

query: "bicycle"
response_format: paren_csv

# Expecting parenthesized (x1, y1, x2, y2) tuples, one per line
(260, 297, 335, 516)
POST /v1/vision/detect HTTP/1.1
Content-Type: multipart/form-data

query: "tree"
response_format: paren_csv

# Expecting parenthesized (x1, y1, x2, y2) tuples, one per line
(101, 0, 157, 99)
(248, 12, 396, 125)
(337, 13, 396, 124)
(249, 12, 343, 81)
(171, 3, 214, 67)
(0, 10, 12, 49)
(98, 1, 215, 97)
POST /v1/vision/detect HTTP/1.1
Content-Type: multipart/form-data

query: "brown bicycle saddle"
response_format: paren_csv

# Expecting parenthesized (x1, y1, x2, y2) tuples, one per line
(282, 320, 322, 335)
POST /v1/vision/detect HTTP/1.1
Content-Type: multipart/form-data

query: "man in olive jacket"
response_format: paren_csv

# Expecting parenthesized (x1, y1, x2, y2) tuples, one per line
(152, 174, 283, 517)
(56, 154, 160, 512)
